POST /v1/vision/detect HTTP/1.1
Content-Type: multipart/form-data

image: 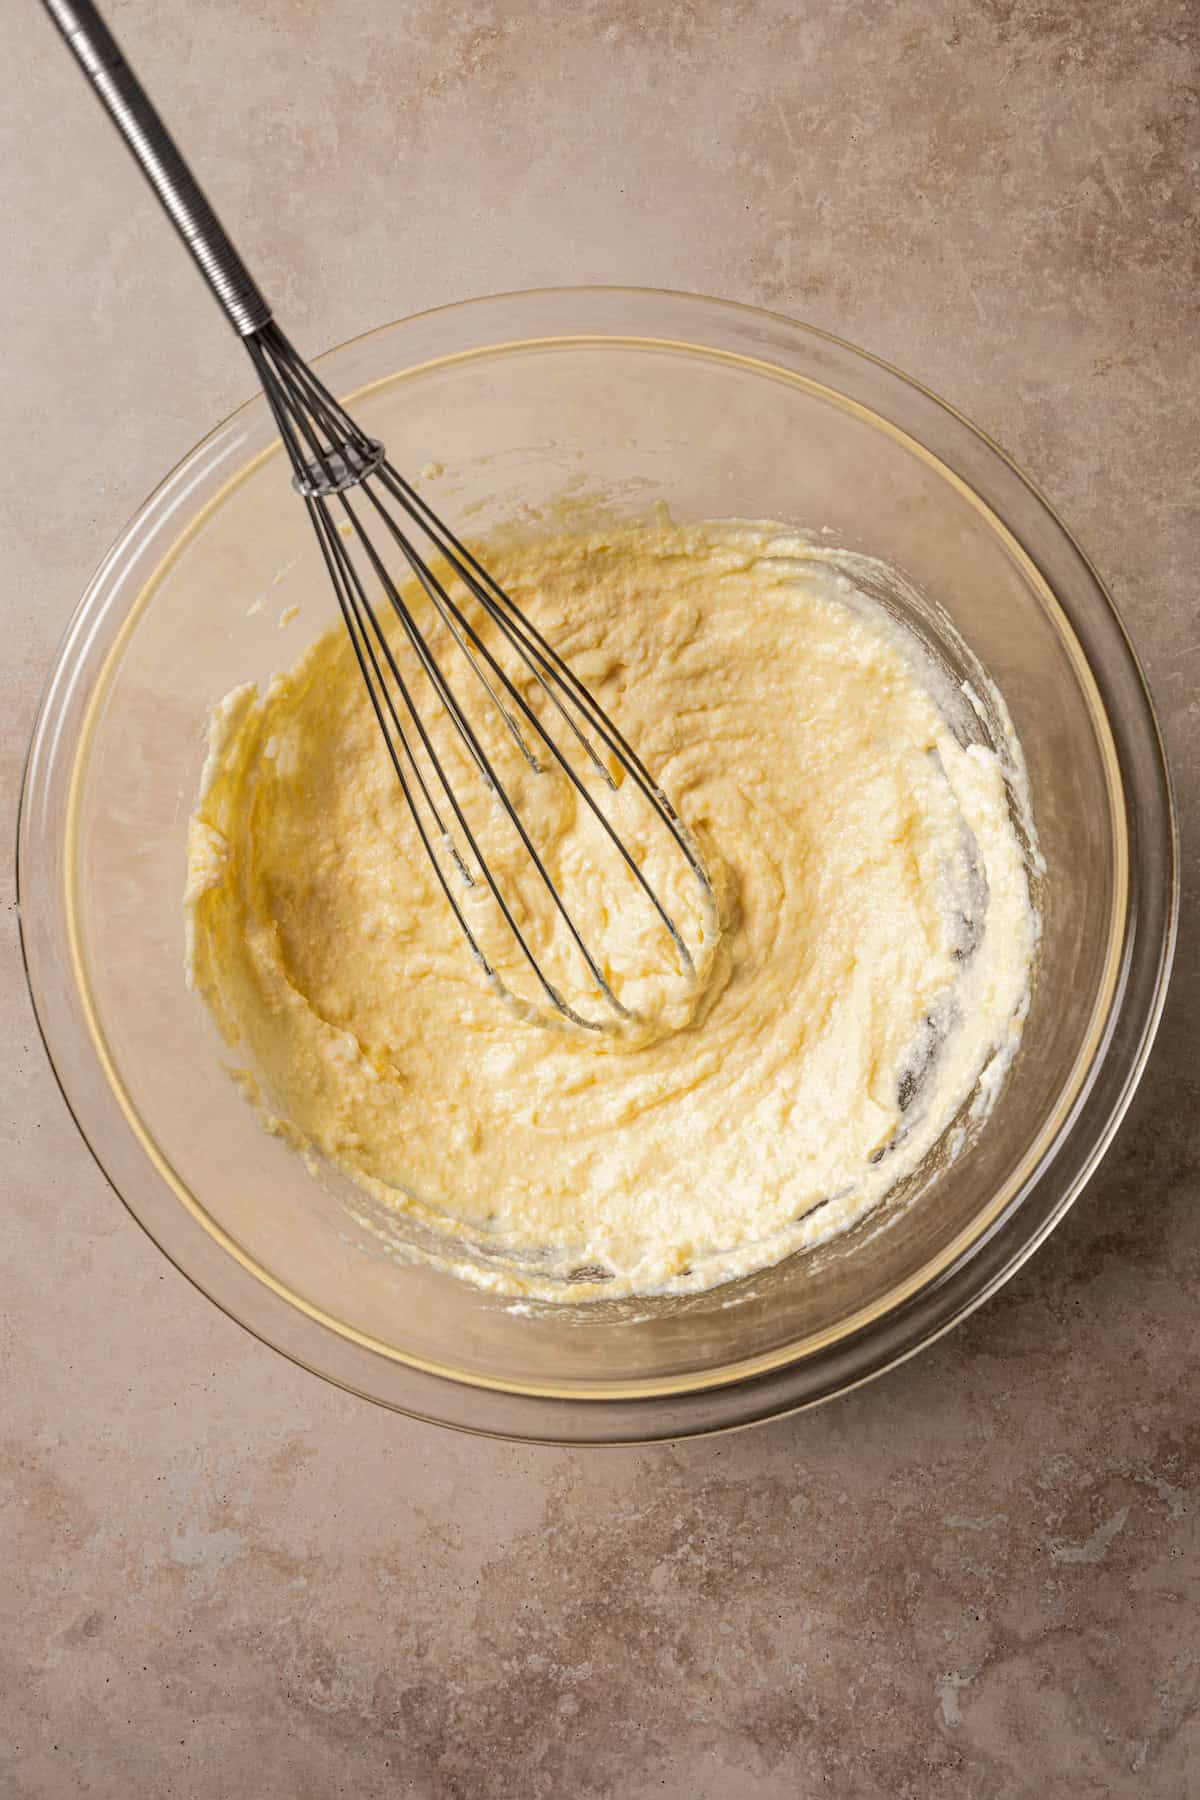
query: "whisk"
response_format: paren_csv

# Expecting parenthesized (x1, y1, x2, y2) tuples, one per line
(44, 0, 713, 1032)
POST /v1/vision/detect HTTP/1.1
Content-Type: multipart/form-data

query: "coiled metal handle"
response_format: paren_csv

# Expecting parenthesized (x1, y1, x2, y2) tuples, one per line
(41, 0, 272, 337)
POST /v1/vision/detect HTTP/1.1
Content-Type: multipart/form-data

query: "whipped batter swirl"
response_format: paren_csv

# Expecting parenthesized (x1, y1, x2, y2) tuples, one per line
(186, 521, 1037, 1298)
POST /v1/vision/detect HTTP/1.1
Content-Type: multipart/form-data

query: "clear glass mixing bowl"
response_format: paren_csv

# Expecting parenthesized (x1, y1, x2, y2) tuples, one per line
(18, 288, 1176, 1442)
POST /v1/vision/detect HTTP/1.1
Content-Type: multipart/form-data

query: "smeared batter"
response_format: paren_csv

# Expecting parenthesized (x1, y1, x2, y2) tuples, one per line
(186, 520, 1037, 1298)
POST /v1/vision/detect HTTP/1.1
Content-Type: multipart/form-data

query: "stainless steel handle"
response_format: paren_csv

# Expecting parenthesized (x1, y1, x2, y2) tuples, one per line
(41, 0, 272, 336)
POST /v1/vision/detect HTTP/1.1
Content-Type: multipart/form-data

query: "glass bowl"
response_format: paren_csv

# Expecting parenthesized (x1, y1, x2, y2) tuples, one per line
(18, 288, 1176, 1443)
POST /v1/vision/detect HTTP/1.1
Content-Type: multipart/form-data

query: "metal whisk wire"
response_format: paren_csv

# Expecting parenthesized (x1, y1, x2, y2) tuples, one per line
(246, 322, 710, 1030)
(43, 0, 714, 1030)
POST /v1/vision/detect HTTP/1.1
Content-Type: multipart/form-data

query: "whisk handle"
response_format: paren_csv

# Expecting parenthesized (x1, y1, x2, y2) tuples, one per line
(40, 0, 272, 337)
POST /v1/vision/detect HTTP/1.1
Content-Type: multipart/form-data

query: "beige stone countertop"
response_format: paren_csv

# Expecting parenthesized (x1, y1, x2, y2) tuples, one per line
(3, 2, 1197, 1794)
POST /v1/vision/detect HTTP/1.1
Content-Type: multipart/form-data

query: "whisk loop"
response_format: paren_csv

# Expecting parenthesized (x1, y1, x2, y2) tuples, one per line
(246, 323, 714, 1032)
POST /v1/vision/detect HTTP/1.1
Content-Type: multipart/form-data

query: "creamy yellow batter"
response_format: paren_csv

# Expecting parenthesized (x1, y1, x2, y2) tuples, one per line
(186, 520, 1037, 1299)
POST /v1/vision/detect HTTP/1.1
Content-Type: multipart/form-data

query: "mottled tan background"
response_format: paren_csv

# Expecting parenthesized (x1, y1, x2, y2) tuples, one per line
(3, 1, 1198, 1794)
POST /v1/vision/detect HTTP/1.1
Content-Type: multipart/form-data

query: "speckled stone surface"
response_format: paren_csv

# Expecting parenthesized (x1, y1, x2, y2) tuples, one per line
(3, 1, 1197, 1794)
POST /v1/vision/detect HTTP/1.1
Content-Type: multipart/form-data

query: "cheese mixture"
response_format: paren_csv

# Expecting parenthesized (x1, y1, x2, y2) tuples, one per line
(186, 520, 1037, 1299)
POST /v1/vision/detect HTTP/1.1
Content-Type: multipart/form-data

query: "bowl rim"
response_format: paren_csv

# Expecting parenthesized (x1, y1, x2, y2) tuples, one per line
(17, 285, 1179, 1442)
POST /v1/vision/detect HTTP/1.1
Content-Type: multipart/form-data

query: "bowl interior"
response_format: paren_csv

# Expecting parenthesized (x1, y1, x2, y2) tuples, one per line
(64, 322, 1123, 1395)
